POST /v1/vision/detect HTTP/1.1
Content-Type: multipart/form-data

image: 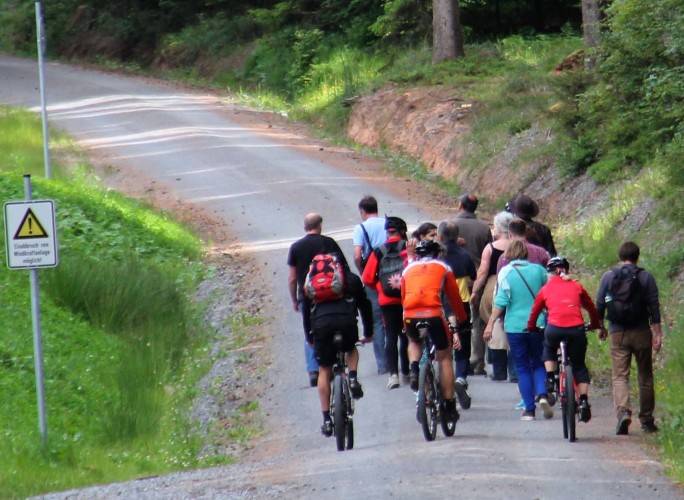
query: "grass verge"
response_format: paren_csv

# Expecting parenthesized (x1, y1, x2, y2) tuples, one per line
(0, 106, 234, 497)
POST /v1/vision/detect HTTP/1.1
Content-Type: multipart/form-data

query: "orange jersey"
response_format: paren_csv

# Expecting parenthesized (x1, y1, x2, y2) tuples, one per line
(401, 259, 467, 323)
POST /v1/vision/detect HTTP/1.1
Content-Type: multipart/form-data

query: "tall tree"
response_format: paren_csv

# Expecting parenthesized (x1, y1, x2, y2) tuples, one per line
(432, 0, 464, 64)
(581, 0, 601, 68)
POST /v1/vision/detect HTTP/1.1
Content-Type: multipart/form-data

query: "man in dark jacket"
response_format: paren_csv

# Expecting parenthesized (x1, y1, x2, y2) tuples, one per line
(595, 241, 664, 436)
(451, 194, 492, 375)
(438, 220, 476, 409)
(507, 194, 557, 257)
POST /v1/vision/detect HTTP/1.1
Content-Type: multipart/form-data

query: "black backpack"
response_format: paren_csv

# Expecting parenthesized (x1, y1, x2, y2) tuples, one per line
(375, 240, 407, 298)
(605, 266, 647, 326)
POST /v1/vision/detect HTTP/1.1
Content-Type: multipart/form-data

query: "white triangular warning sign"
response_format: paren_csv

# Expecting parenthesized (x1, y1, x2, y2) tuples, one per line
(14, 208, 48, 239)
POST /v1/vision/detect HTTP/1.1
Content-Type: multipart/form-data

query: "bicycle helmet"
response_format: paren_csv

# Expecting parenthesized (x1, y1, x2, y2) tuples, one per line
(546, 256, 570, 273)
(384, 216, 407, 234)
(414, 239, 442, 259)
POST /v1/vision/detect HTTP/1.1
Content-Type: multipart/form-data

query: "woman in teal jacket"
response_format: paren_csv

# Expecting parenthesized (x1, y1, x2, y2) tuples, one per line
(483, 240, 549, 420)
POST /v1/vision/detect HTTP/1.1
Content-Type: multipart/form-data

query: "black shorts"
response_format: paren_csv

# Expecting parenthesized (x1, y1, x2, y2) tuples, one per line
(543, 324, 590, 384)
(404, 316, 452, 351)
(312, 322, 359, 367)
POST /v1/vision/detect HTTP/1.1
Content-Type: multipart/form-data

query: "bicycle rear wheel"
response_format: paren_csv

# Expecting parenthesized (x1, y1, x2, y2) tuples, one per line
(560, 371, 568, 439)
(418, 363, 438, 441)
(333, 375, 346, 451)
(566, 365, 577, 442)
(438, 376, 456, 437)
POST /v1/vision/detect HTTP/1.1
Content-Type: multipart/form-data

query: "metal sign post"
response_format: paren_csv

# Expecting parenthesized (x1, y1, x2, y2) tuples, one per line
(35, 1, 52, 179)
(3, 175, 57, 450)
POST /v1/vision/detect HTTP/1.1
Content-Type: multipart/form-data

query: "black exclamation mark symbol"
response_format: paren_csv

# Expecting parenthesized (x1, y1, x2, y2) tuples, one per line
(28, 216, 33, 235)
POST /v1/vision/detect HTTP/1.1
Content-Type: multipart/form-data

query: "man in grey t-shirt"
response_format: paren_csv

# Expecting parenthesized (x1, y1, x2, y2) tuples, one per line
(352, 195, 388, 374)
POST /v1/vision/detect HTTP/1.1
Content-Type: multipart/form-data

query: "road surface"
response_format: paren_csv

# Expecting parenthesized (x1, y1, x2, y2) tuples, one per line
(1, 54, 681, 500)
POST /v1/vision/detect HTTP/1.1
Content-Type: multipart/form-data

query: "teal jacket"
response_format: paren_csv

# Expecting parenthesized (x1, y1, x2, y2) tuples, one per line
(494, 259, 548, 333)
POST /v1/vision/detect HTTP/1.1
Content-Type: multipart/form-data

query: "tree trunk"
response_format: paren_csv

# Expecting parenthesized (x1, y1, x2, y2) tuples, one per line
(581, 0, 601, 69)
(432, 0, 464, 64)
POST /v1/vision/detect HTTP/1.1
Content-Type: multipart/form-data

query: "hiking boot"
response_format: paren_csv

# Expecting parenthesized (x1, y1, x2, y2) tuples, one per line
(321, 419, 333, 437)
(545, 378, 556, 406)
(579, 399, 591, 423)
(409, 371, 419, 392)
(455, 378, 472, 410)
(349, 378, 364, 399)
(616, 412, 632, 435)
(521, 409, 536, 421)
(387, 373, 400, 390)
(309, 371, 319, 387)
(546, 392, 556, 407)
(539, 396, 553, 419)
(641, 421, 659, 433)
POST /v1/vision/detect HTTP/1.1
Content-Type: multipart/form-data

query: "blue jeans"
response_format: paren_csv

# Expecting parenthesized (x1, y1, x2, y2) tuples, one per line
(507, 331, 546, 411)
(299, 295, 319, 374)
(454, 328, 471, 381)
(366, 287, 387, 374)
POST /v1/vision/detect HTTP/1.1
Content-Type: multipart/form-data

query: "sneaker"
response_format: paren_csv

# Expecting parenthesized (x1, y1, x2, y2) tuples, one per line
(579, 399, 591, 423)
(521, 410, 536, 421)
(442, 400, 460, 423)
(515, 399, 525, 410)
(641, 421, 659, 433)
(455, 378, 472, 410)
(546, 392, 557, 407)
(321, 419, 333, 437)
(409, 371, 419, 392)
(539, 397, 553, 419)
(309, 371, 319, 387)
(473, 362, 487, 376)
(616, 412, 632, 435)
(349, 378, 364, 399)
(387, 373, 400, 390)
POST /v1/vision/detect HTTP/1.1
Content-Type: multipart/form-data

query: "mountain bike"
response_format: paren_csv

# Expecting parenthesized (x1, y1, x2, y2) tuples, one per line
(416, 321, 456, 441)
(330, 332, 354, 451)
(555, 324, 593, 443)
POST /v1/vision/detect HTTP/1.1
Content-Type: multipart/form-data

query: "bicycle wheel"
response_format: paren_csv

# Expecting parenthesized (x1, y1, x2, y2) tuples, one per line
(343, 377, 354, 450)
(333, 375, 346, 451)
(560, 371, 568, 439)
(566, 365, 577, 442)
(418, 363, 438, 441)
(438, 372, 456, 437)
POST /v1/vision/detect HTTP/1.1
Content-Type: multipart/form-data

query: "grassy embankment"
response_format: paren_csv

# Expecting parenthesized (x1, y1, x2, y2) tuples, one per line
(0, 107, 257, 498)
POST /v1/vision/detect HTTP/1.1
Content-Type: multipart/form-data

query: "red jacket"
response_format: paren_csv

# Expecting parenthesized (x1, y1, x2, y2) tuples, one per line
(361, 236, 406, 306)
(527, 275, 602, 331)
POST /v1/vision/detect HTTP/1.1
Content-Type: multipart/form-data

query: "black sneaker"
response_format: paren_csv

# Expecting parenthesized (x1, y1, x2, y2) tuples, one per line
(321, 419, 333, 437)
(409, 371, 419, 392)
(442, 400, 460, 423)
(309, 371, 319, 387)
(641, 421, 659, 433)
(579, 399, 591, 423)
(616, 412, 632, 435)
(349, 378, 364, 399)
(455, 378, 472, 410)
(521, 409, 536, 421)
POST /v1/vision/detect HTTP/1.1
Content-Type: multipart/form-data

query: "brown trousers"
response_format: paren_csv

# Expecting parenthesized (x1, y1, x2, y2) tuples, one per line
(609, 324, 655, 424)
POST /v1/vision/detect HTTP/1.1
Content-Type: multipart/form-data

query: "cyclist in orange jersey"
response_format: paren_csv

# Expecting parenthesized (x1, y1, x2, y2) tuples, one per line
(402, 240, 470, 422)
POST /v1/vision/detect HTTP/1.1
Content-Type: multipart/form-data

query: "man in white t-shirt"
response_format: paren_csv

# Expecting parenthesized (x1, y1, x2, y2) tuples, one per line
(352, 195, 388, 374)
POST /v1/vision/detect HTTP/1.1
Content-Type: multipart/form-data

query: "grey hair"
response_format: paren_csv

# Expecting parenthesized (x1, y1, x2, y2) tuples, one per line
(437, 220, 459, 242)
(493, 211, 514, 237)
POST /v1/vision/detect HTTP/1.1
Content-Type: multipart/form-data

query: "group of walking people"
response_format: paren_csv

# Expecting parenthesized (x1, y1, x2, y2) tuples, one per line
(287, 192, 664, 438)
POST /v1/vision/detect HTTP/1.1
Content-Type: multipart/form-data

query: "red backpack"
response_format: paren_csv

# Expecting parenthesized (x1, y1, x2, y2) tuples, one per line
(304, 253, 346, 303)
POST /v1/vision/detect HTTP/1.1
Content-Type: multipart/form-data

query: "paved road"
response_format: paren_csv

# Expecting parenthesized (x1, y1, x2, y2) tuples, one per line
(1, 55, 681, 499)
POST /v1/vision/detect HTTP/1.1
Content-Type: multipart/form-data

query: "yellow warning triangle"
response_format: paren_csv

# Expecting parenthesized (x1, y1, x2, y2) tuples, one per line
(14, 208, 49, 239)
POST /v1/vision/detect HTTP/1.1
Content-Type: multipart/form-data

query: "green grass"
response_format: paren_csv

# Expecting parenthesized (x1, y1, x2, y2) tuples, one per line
(0, 106, 234, 497)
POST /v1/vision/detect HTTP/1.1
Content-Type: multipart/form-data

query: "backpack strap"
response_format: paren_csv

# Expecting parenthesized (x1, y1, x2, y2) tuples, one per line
(360, 223, 373, 256)
(512, 264, 537, 300)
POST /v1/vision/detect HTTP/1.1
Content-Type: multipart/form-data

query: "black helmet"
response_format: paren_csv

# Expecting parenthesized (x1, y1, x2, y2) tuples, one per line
(385, 216, 407, 233)
(415, 239, 442, 259)
(546, 256, 570, 272)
